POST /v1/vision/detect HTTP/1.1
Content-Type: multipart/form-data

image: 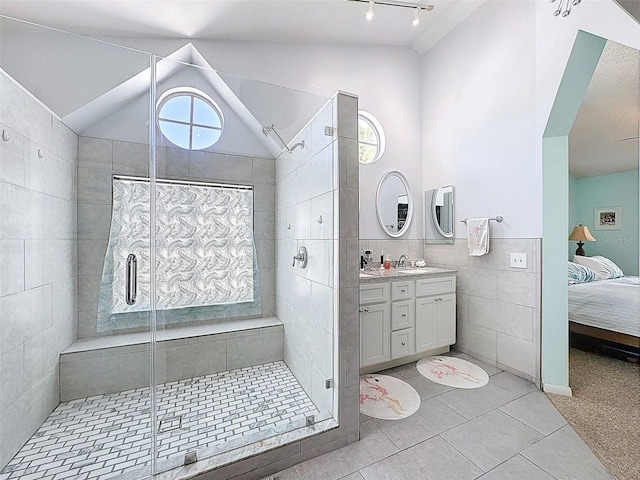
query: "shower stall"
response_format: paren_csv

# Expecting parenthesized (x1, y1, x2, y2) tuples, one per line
(0, 16, 360, 480)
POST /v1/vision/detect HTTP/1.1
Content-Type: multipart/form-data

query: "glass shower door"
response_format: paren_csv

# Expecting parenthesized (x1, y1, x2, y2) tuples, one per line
(0, 15, 157, 480)
(149, 53, 338, 476)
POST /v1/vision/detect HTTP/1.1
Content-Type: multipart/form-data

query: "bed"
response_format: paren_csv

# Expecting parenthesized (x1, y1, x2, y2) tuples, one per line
(567, 255, 639, 360)
(568, 276, 640, 350)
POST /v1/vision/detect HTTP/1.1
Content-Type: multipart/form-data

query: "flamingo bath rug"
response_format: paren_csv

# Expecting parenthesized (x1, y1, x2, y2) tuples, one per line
(416, 356, 489, 389)
(359, 374, 420, 420)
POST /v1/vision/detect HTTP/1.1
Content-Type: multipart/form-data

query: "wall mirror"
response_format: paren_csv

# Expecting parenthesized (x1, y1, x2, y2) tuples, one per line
(376, 171, 413, 237)
(425, 185, 454, 244)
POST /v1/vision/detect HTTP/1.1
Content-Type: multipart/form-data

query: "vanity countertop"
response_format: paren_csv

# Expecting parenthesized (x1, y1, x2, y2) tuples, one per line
(359, 266, 457, 283)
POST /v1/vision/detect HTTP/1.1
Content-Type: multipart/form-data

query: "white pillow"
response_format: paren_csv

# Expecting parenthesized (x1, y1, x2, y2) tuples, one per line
(592, 256, 624, 278)
(572, 256, 606, 280)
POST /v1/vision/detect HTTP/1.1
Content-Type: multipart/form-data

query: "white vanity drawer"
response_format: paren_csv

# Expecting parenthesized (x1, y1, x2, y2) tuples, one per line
(391, 280, 414, 301)
(391, 300, 414, 331)
(391, 329, 415, 359)
(360, 282, 389, 305)
(415, 276, 456, 297)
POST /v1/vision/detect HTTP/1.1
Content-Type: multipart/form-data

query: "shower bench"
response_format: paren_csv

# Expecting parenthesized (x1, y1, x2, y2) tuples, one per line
(58, 317, 284, 401)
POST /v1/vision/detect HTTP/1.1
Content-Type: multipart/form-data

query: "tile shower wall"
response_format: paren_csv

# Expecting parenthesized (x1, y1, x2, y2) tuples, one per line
(275, 98, 337, 417)
(76, 137, 276, 338)
(424, 239, 541, 384)
(237, 92, 360, 480)
(0, 71, 78, 469)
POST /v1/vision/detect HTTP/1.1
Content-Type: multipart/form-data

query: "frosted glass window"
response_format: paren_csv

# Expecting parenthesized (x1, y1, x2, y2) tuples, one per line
(157, 89, 223, 150)
(101, 178, 254, 317)
(358, 111, 385, 164)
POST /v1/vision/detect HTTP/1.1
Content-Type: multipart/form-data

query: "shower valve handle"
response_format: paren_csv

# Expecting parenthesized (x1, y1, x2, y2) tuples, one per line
(292, 246, 308, 269)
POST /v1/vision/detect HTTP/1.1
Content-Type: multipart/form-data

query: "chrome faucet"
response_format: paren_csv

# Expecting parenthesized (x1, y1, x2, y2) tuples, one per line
(398, 254, 408, 267)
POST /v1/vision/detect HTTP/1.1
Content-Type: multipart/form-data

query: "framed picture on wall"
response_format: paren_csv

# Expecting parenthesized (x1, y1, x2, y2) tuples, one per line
(594, 206, 622, 230)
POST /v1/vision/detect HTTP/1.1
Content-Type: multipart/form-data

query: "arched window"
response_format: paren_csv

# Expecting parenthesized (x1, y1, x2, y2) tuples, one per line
(157, 88, 223, 150)
(358, 111, 385, 164)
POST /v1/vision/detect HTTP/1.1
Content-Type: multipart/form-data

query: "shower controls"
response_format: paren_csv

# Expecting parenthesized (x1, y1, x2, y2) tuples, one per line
(292, 245, 308, 268)
(125, 253, 137, 305)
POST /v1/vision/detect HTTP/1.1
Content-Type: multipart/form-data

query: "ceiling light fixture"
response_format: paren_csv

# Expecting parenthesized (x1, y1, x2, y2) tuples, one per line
(551, 0, 582, 17)
(412, 7, 421, 26)
(349, 0, 434, 24)
(366, 1, 375, 20)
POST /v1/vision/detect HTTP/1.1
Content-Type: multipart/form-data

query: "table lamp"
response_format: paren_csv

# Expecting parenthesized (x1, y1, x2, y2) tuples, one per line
(568, 224, 596, 256)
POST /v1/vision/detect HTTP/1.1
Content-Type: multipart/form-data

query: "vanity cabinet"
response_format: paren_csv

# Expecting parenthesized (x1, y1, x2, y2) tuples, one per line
(360, 283, 390, 367)
(360, 273, 456, 371)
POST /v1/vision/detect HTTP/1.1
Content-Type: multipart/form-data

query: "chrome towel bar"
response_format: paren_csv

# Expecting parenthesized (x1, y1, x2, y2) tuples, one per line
(460, 216, 503, 224)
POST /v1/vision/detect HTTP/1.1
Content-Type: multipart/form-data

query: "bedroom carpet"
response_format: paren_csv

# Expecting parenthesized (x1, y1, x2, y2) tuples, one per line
(546, 348, 640, 480)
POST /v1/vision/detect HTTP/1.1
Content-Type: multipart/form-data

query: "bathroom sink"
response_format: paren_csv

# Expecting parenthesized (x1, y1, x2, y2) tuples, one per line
(396, 269, 426, 275)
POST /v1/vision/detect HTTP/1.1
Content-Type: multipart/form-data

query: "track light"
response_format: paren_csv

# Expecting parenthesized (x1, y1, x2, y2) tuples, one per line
(350, 1, 434, 24)
(365, 1, 375, 20)
(412, 7, 421, 26)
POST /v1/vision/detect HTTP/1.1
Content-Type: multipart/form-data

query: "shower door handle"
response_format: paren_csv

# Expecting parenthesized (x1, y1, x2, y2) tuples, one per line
(126, 254, 137, 305)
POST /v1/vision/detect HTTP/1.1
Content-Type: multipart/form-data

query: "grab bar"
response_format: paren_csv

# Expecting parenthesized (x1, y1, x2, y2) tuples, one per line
(460, 216, 503, 224)
(126, 253, 137, 305)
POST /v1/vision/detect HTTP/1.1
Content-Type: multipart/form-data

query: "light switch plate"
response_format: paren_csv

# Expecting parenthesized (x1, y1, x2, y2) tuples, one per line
(510, 253, 527, 269)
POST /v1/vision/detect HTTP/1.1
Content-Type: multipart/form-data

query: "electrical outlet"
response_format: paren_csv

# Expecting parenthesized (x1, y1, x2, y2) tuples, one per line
(510, 253, 527, 269)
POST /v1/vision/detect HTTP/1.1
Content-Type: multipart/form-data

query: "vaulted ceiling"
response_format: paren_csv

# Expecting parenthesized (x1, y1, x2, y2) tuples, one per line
(1, 0, 638, 178)
(0, 0, 485, 54)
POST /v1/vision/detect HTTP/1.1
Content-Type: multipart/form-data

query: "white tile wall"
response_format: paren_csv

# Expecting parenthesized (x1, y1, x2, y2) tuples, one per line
(0, 70, 78, 471)
(268, 92, 360, 479)
(424, 238, 541, 383)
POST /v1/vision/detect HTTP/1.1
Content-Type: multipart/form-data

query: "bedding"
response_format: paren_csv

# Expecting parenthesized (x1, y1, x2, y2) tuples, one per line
(568, 276, 640, 338)
(592, 256, 625, 279)
(568, 261, 601, 285)
(573, 255, 624, 279)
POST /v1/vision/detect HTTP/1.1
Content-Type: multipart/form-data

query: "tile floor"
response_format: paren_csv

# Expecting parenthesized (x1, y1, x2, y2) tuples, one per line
(267, 352, 614, 480)
(1, 361, 320, 480)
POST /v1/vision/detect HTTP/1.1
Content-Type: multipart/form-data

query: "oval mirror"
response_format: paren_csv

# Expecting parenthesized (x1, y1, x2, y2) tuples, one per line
(376, 171, 413, 237)
(425, 185, 454, 244)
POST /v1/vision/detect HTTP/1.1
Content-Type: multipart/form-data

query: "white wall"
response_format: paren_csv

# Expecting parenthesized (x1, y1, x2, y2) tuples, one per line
(420, 0, 640, 386)
(421, 0, 537, 239)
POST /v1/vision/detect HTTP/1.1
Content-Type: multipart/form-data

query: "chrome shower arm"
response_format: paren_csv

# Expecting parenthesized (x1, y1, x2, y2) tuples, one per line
(262, 124, 305, 154)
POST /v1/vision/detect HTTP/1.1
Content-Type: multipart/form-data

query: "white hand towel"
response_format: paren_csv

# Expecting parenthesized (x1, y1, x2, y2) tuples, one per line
(466, 218, 490, 256)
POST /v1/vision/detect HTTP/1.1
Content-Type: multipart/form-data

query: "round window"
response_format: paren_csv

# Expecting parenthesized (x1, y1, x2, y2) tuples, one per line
(157, 88, 223, 150)
(358, 111, 385, 164)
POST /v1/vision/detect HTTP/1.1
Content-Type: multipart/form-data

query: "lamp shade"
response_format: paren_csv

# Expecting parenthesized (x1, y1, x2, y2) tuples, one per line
(568, 225, 596, 242)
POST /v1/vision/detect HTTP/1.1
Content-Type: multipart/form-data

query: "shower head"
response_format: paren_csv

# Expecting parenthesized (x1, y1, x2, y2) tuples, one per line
(262, 124, 274, 137)
(261, 124, 305, 154)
